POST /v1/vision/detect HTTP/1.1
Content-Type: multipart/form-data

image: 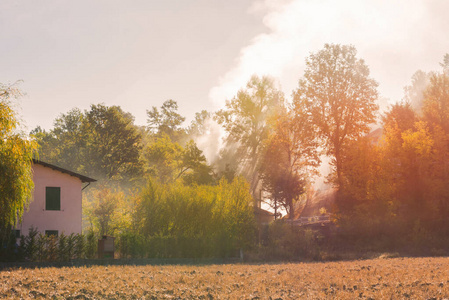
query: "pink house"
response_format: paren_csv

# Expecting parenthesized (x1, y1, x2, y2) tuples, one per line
(15, 159, 96, 237)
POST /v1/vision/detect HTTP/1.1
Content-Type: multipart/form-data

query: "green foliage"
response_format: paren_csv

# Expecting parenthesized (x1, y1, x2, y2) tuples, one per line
(0, 83, 36, 239)
(187, 110, 211, 137)
(84, 187, 131, 237)
(86, 230, 97, 259)
(25, 226, 39, 261)
(75, 234, 86, 259)
(66, 233, 76, 261)
(132, 177, 256, 257)
(58, 232, 67, 261)
(1, 231, 90, 262)
(142, 133, 183, 183)
(215, 75, 284, 195)
(147, 99, 186, 141)
(36, 233, 47, 262)
(117, 233, 229, 259)
(46, 235, 58, 261)
(260, 109, 319, 218)
(142, 133, 214, 185)
(33, 104, 143, 182)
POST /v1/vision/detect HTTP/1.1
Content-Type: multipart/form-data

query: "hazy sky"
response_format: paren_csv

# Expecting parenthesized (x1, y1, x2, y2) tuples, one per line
(1, 0, 448, 131)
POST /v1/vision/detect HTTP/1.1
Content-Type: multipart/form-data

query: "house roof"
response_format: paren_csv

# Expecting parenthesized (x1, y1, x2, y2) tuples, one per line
(32, 159, 97, 183)
(254, 207, 275, 217)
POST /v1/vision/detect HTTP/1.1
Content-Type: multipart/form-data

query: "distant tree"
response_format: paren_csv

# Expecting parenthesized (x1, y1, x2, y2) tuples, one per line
(422, 67, 449, 133)
(403, 70, 431, 113)
(84, 187, 131, 237)
(293, 44, 379, 188)
(177, 140, 214, 185)
(33, 104, 143, 182)
(383, 102, 417, 133)
(147, 99, 186, 141)
(260, 108, 319, 219)
(83, 104, 143, 180)
(142, 133, 183, 183)
(187, 110, 211, 137)
(215, 75, 283, 196)
(441, 53, 449, 74)
(0, 82, 36, 239)
(32, 108, 86, 172)
(142, 134, 214, 185)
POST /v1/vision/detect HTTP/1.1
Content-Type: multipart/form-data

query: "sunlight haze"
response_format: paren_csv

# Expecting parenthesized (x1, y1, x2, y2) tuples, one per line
(1, 0, 448, 130)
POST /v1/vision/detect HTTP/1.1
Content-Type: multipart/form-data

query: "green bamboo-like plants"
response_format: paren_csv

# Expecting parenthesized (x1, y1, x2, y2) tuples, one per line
(86, 230, 97, 259)
(25, 226, 38, 261)
(66, 233, 76, 261)
(46, 235, 57, 261)
(74, 233, 85, 259)
(57, 233, 67, 261)
(36, 233, 47, 262)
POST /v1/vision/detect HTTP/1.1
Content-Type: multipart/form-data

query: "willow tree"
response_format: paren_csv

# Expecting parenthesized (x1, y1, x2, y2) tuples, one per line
(0, 83, 36, 239)
(293, 44, 379, 188)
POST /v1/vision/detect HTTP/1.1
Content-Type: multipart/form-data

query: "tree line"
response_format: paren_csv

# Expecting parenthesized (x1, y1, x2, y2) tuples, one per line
(2, 44, 449, 259)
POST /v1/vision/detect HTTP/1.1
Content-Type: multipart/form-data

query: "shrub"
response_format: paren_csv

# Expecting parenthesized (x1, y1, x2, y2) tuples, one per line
(25, 226, 39, 261)
(74, 234, 85, 259)
(86, 230, 97, 259)
(36, 233, 47, 261)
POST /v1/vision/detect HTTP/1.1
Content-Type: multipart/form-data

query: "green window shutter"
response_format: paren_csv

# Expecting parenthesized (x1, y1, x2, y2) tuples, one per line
(46, 187, 61, 210)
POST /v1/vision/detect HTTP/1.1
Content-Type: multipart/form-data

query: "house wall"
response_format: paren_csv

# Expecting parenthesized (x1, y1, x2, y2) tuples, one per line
(17, 164, 83, 236)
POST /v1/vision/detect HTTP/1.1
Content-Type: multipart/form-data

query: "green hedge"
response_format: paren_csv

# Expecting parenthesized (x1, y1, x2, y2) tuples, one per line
(0, 227, 97, 262)
(116, 232, 239, 259)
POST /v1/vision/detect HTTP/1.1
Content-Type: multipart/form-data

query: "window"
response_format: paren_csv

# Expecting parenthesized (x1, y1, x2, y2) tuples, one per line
(46, 187, 60, 210)
(14, 230, 20, 238)
(45, 230, 58, 237)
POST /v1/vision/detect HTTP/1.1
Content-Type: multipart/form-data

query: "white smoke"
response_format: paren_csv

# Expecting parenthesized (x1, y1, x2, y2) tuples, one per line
(208, 0, 449, 190)
(192, 117, 225, 165)
(209, 0, 449, 108)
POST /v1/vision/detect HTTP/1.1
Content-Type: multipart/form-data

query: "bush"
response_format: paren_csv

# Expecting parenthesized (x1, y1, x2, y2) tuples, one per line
(1, 229, 93, 262)
(75, 234, 85, 259)
(86, 230, 97, 259)
(25, 226, 39, 261)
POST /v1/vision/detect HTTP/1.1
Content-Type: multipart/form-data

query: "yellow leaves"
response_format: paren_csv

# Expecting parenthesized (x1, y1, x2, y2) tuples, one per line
(401, 121, 433, 157)
(1, 85, 36, 229)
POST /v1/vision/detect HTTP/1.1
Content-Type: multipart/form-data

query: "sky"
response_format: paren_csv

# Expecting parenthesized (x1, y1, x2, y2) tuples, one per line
(1, 0, 448, 132)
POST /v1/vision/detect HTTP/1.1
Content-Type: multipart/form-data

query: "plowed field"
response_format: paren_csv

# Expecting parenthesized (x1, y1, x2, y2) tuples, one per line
(1, 257, 449, 299)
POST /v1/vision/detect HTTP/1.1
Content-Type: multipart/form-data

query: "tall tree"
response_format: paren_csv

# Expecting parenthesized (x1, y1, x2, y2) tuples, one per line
(0, 82, 36, 239)
(83, 104, 143, 180)
(142, 134, 214, 185)
(33, 108, 86, 173)
(147, 99, 186, 141)
(403, 70, 431, 113)
(422, 67, 449, 133)
(215, 75, 283, 196)
(293, 44, 379, 188)
(187, 110, 211, 137)
(33, 104, 143, 182)
(260, 108, 319, 219)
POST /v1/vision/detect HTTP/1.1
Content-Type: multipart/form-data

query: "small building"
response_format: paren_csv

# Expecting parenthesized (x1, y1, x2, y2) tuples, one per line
(15, 159, 96, 237)
(254, 207, 275, 225)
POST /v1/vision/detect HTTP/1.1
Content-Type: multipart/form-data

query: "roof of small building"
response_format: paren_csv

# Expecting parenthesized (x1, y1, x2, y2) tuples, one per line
(254, 207, 275, 217)
(32, 159, 97, 183)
